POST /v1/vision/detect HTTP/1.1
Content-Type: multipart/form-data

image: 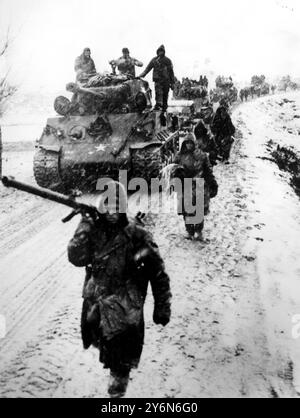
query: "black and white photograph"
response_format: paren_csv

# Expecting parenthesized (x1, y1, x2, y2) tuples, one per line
(0, 0, 300, 400)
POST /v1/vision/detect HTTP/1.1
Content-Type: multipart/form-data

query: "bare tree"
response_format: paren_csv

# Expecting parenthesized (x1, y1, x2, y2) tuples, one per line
(0, 73, 17, 115)
(0, 27, 17, 116)
(0, 27, 10, 57)
(0, 26, 18, 176)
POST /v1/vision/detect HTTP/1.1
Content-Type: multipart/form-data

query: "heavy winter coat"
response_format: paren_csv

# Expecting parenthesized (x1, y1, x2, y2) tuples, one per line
(211, 107, 236, 140)
(174, 136, 218, 216)
(139, 46, 174, 86)
(74, 54, 96, 79)
(68, 215, 171, 372)
(211, 107, 236, 160)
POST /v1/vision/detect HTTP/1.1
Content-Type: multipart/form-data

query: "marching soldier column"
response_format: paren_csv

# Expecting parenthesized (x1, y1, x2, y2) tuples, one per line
(71, 47, 237, 395)
(1, 44, 237, 398)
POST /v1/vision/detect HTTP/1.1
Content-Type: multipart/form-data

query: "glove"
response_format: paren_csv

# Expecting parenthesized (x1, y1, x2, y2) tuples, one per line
(153, 312, 170, 326)
(79, 214, 96, 232)
(209, 181, 218, 198)
(153, 307, 170, 326)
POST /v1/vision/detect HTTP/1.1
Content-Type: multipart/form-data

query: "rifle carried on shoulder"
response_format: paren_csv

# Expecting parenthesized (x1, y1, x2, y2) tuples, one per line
(1, 176, 99, 223)
(1, 176, 146, 225)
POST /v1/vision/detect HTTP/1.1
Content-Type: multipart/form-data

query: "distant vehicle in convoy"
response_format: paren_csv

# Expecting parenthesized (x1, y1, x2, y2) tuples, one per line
(170, 77, 216, 141)
(277, 75, 299, 92)
(33, 74, 179, 192)
(260, 82, 270, 96)
(173, 77, 211, 116)
(249, 75, 270, 97)
(210, 76, 238, 105)
(168, 98, 195, 132)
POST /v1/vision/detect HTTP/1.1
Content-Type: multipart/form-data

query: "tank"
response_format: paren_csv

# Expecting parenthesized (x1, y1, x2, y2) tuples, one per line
(173, 78, 209, 114)
(211, 76, 238, 105)
(260, 82, 270, 95)
(168, 99, 195, 127)
(33, 75, 179, 192)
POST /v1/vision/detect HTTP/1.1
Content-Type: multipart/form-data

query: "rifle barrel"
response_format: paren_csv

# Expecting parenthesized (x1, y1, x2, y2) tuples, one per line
(1, 176, 93, 213)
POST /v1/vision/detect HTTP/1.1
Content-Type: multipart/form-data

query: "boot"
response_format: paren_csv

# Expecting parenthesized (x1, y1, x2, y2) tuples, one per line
(108, 370, 130, 398)
(159, 112, 167, 126)
(184, 222, 195, 240)
(194, 231, 204, 241)
(194, 222, 204, 241)
(153, 104, 162, 111)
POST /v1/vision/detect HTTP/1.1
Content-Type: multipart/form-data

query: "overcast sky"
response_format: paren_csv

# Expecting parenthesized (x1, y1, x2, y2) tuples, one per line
(1, 0, 300, 92)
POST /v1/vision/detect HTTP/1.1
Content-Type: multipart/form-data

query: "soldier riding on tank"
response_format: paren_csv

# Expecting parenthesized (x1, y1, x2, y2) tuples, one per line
(139, 45, 175, 112)
(74, 48, 97, 84)
(109, 48, 143, 77)
(34, 70, 180, 192)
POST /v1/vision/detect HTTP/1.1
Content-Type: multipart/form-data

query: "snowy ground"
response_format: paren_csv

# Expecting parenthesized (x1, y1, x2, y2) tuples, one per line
(0, 92, 300, 398)
(0, 90, 61, 143)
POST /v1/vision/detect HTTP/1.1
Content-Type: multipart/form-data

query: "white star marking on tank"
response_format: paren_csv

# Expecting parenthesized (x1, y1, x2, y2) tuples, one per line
(95, 144, 107, 152)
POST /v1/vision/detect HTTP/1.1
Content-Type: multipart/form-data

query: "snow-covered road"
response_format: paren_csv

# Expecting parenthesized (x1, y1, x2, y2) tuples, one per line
(0, 93, 300, 397)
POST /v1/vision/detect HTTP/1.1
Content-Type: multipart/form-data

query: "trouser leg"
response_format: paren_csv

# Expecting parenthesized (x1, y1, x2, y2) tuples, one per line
(162, 84, 170, 111)
(209, 150, 218, 166)
(184, 217, 195, 237)
(223, 136, 233, 160)
(108, 367, 130, 398)
(194, 221, 204, 234)
(154, 83, 163, 110)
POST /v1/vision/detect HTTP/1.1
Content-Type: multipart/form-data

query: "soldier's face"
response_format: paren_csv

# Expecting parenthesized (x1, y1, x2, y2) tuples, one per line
(220, 110, 227, 119)
(105, 205, 121, 224)
(197, 138, 205, 148)
(186, 142, 194, 151)
(84, 50, 91, 58)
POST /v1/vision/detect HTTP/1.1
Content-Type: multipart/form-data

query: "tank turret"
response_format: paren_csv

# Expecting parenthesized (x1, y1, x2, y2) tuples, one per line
(34, 74, 179, 191)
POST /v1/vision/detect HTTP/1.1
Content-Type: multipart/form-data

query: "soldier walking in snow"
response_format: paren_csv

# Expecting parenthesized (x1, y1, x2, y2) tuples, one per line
(211, 104, 236, 163)
(174, 134, 218, 240)
(68, 181, 171, 398)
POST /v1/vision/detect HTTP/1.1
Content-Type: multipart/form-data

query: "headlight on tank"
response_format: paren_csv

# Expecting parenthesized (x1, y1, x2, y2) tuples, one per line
(68, 125, 86, 140)
(56, 129, 64, 138)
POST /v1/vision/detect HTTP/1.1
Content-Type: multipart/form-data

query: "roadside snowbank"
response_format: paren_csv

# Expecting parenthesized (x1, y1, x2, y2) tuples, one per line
(236, 92, 300, 395)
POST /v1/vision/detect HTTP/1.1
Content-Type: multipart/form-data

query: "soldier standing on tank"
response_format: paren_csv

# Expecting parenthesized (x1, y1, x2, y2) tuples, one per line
(109, 48, 143, 77)
(67, 181, 171, 398)
(74, 48, 97, 83)
(139, 45, 175, 112)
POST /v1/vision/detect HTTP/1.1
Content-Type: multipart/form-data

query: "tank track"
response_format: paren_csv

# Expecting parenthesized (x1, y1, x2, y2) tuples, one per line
(33, 148, 64, 191)
(131, 144, 162, 181)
